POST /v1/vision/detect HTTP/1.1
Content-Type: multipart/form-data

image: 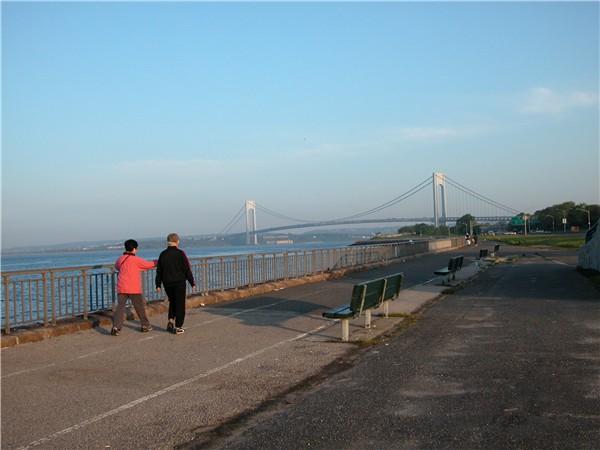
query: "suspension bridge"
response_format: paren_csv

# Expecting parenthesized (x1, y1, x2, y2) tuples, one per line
(219, 173, 521, 244)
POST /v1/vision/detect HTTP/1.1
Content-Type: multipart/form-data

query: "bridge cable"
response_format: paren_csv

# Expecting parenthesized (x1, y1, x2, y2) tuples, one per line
(334, 176, 432, 221)
(254, 203, 317, 223)
(443, 176, 521, 215)
(219, 204, 246, 235)
(252, 176, 432, 225)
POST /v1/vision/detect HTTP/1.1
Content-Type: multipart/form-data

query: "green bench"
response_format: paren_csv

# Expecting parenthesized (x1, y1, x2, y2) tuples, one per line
(479, 244, 500, 265)
(322, 272, 404, 341)
(477, 249, 488, 266)
(434, 255, 463, 285)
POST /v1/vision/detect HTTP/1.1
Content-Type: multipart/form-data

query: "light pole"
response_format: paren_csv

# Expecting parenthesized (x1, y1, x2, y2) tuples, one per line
(544, 215, 555, 231)
(561, 210, 568, 232)
(577, 208, 591, 230)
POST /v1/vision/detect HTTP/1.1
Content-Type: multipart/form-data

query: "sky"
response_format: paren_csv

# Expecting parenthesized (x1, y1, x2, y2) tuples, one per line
(2, 1, 599, 249)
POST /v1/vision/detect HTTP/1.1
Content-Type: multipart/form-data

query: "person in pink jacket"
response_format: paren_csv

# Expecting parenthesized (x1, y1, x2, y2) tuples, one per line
(111, 239, 157, 336)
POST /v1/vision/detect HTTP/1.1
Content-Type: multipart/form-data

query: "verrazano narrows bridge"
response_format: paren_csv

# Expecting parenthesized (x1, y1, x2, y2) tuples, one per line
(220, 173, 520, 244)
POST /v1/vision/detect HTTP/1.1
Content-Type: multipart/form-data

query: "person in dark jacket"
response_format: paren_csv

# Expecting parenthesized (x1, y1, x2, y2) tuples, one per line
(155, 233, 196, 334)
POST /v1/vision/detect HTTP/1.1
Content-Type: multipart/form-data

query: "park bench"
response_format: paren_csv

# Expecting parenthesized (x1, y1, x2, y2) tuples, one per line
(322, 272, 404, 341)
(380, 272, 404, 318)
(434, 255, 463, 285)
(476, 249, 488, 267)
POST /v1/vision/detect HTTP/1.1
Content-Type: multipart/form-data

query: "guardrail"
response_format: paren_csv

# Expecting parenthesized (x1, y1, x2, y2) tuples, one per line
(1, 238, 461, 334)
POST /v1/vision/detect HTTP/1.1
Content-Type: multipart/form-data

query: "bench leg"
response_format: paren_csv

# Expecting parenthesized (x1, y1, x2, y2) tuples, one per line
(341, 319, 349, 341)
(382, 301, 389, 318)
(364, 310, 372, 328)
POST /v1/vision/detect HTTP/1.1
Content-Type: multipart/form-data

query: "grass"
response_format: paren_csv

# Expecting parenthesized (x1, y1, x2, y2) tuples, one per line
(484, 234, 585, 250)
(490, 235, 600, 293)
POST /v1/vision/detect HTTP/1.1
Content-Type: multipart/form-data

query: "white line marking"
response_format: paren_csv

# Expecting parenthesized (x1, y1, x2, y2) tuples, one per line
(16, 322, 331, 450)
(2, 363, 57, 379)
(3, 291, 328, 378)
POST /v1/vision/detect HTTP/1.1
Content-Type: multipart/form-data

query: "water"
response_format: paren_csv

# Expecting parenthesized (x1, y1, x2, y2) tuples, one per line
(1, 241, 355, 273)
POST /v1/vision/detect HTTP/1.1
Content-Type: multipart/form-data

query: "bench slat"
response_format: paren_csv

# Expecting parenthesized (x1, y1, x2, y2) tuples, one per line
(434, 256, 463, 284)
(322, 272, 404, 341)
(322, 303, 353, 319)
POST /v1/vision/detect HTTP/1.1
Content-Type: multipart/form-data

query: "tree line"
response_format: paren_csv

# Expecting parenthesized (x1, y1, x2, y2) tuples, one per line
(398, 201, 599, 236)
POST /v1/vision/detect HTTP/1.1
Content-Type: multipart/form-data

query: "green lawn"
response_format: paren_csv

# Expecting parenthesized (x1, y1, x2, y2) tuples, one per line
(483, 234, 585, 250)
(486, 234, 600, 290)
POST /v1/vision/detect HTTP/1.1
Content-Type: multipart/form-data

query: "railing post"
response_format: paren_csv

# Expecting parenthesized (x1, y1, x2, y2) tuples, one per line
(248, 255, 255, 287)
(42, 272, 48, 327)
(234, 256, 240, 289)
(50, 271, 57, 326)
(284, 252, 289, 280)
(82, 269, 89, 320)
(109, 270, 116, 309)
(202, 259, 209, 295)
(3, 274, 11, 334)
(219, 257, 225, 291)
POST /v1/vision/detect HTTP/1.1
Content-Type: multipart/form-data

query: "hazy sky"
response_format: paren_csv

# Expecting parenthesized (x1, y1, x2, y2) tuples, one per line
(2, 1, 599, 249)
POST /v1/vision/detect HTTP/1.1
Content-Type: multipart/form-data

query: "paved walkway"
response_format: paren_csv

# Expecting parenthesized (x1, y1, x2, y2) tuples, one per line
(2, 243, 598, 449)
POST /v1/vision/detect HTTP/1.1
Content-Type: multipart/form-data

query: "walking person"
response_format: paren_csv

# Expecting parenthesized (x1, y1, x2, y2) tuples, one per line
(111, 239, 157, 336)
(155, 233, 196, 335)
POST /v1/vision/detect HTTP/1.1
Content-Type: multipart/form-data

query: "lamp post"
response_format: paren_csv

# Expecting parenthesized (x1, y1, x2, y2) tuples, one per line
(544, 215, 555, 231)
(561, 210, 567, 232)
(577, 208, 591, 230)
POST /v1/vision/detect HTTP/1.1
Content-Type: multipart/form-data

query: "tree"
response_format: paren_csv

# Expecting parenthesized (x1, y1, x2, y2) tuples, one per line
(455, 214, 480, 235)
(533, 202, 600, 231)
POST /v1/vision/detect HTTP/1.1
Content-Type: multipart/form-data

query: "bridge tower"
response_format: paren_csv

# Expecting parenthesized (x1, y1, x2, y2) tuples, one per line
(432, 172, 448, 227)
(245, 201, 258, 245)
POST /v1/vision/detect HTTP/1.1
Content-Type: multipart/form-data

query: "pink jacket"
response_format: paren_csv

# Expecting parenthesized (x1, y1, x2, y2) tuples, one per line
(115, 253, 158, 294)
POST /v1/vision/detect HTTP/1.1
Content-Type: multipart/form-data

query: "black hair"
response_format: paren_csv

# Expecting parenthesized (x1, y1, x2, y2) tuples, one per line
(124, 239, 138, 252)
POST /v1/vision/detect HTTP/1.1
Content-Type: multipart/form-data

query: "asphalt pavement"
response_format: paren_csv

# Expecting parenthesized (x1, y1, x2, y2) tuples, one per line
(2, 242, 598, 450)
(196, 246, 600, 450)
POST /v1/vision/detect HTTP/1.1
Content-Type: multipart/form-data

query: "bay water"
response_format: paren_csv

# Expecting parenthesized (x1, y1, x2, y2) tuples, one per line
(1, 241, 355, 273)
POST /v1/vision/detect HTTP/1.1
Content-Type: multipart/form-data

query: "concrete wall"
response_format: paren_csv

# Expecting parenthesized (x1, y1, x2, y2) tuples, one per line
(427, 237, 462, 251)
(578, 218, 600, 272)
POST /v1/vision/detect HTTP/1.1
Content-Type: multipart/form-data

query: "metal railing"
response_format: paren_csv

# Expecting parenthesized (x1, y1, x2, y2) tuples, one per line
(1, 238, 461, 333)
(585, 218, 598, 243)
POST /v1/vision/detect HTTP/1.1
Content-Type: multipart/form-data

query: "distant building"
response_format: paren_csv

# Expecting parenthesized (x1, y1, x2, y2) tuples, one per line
(264, 236, 294, 245)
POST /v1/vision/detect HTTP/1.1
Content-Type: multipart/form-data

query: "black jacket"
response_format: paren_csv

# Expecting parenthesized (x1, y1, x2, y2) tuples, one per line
(155, 246, 195, 288)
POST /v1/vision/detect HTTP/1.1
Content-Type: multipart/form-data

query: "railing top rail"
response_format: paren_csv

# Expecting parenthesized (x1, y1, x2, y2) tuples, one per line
(1, 264, 116, 278)
(0, 239, 446, 277)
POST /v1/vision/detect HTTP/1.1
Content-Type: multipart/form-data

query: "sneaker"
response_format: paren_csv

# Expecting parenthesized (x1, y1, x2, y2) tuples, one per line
(141, 325, 153, 333)
(175, 327, 185, 335)
(167, 322, 175, 333)
(111, 327, 121, 336)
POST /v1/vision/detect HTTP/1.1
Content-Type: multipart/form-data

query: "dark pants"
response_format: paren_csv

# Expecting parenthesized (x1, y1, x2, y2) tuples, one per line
(165, 283, 187, 328)
(113, 293, 150, 329)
